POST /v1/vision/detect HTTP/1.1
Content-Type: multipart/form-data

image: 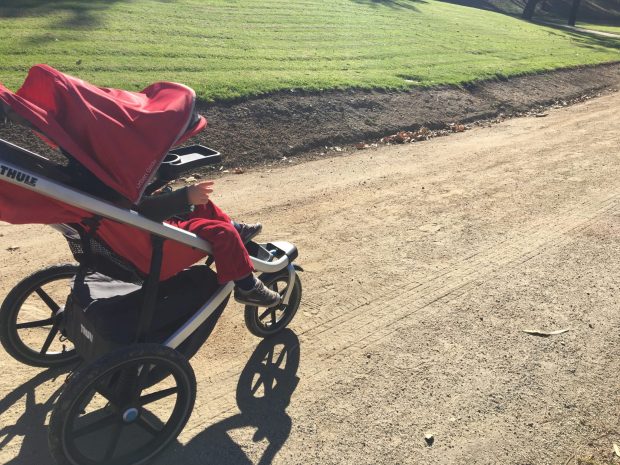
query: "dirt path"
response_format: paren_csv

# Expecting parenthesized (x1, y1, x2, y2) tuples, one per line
(1, 89, 619, 465)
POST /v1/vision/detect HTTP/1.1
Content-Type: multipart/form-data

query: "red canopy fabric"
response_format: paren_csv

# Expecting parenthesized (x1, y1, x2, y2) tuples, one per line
(0, 64, 206, 203)
(0, 65, 210, 280)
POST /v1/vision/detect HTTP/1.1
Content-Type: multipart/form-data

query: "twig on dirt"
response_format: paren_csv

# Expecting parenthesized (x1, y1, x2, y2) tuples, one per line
(563, 453, 575, 465)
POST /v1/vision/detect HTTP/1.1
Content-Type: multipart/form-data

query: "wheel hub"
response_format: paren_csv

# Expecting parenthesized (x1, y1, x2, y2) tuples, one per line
(122, 407, 139, 423)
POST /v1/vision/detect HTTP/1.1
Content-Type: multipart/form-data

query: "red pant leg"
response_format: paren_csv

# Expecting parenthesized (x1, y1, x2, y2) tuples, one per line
(167, 201, 253, 283)
(188, 200, 231, 223)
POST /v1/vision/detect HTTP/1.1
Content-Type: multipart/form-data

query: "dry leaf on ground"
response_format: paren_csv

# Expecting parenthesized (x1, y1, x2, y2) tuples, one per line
(522, 329, 570, 337)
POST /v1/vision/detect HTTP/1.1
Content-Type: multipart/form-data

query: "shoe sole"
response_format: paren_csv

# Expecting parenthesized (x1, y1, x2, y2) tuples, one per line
(234, 296, 281, 308)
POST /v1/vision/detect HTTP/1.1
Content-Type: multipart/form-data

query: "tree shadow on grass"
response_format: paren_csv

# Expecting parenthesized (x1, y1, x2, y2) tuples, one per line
(154, 329, 301, 465)
(436, 0, 524, 16)
(0, 0, 131, 29)
(541, 21, 620, 50)
(350, 0, 426, 12)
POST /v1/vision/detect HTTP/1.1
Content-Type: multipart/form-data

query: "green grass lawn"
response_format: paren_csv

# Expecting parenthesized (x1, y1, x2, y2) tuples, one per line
(577, 22, 620, 35)
(0, 0, 618, 101)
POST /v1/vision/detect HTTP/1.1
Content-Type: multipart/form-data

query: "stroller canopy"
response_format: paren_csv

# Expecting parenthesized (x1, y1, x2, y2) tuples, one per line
(0, 64, 206, 202)
(0, 66, 210, 281)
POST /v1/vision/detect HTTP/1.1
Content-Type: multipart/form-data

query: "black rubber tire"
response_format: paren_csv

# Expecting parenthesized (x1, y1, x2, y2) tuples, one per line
(244, 272, 302, 338)
(49, 343, 196, 465)
(0, 264, 80, 367)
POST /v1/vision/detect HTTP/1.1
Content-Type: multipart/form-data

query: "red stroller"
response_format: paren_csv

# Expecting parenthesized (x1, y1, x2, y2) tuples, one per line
(0, 65, 302, 465)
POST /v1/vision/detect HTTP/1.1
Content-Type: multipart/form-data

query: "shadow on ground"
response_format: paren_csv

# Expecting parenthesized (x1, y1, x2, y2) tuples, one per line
(437, 0, 620, 21)
(0, 0, 129, 28)
(349, 0, 425, 11)
(154, 328, 301, 465)
(437, 0, 523, 14)
(542, 23, 620, 50)
(0, 368, 68, 465)
(0, 330, 300, 465)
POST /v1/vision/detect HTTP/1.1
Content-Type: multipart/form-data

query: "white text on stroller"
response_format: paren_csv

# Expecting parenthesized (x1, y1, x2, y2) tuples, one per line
(80, 324, 94, 343)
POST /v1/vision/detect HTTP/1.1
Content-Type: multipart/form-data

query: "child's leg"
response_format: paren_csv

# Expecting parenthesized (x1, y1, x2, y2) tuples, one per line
(169, 201, 280, 307)
(188, 200, 231, 222)
(187, 200, 262, 243)
(173, 216, 253, 283)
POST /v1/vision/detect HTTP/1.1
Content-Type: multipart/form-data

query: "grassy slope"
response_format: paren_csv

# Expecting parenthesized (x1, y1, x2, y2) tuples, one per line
(578, 22, 620, 34)
(0, 0, 618, 101)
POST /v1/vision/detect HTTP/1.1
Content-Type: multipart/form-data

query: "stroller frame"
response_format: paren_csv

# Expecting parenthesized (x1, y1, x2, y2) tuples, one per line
(0, 138, 299, 345)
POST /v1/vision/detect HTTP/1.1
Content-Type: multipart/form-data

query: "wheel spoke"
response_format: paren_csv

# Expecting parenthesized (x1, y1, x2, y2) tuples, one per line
(274, 349, 287, 367)
(136, 415, 161, 436)
(271, 310, 277, 326)
(15, 317, 55, 329)
(39, 320, 60, 354)
(131, 364, 151, 401)
(35, 287, 60, 313)
(139, 387, 178, 406)
(102, 421, 124, 462)
(73, 413, 117, 439)
(258, 307, 274, 321)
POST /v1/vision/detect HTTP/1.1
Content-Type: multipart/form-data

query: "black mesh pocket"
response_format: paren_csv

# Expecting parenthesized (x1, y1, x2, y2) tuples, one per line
(65, 233, 144, 284)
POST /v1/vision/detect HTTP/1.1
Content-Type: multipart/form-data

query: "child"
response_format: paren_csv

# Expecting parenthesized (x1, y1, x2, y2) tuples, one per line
(138, 180, 281, 308)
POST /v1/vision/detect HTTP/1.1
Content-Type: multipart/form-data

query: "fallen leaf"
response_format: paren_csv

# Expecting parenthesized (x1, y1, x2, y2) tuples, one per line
(613, 443, 620, 457)
(535, 113, 549, 118)
(523, 329, 569, 337)
(6, 246, 19, 252)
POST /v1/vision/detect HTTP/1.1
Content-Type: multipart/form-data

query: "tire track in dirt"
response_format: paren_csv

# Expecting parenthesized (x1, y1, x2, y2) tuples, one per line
(185, 192, 619, 430)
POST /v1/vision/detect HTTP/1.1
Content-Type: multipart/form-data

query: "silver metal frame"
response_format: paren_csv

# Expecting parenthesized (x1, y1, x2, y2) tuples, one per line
(0, 152, 299, 348)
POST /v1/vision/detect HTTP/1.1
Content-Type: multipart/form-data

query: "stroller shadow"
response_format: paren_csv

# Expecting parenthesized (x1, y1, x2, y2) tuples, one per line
(0, 368, 68, 465)
(157, 329, 301, 465)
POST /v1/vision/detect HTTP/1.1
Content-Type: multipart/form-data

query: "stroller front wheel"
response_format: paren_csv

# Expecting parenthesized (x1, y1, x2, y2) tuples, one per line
(244, 271, 302, 338)
(49, 343, 196, 465)
(0, 264, 79, 367)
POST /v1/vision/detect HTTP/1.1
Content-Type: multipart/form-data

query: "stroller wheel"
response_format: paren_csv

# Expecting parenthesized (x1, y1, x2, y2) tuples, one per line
(49, 343, 196, 465)
(0, 264, 79, 367)
(244, 271, 302, 338)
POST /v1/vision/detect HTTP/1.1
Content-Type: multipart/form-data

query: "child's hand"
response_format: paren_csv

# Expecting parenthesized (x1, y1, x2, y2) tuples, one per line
(187, 181, 214, 205)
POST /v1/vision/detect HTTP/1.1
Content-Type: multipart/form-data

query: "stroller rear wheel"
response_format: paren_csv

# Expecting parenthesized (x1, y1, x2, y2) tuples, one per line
(0, 263, 79, 367)
(49, 343, 196, 465)
(244, 271, 302, 338)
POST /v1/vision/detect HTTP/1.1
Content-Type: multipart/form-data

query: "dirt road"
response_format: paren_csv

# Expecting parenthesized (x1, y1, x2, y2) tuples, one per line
(0, 89, 619, 465)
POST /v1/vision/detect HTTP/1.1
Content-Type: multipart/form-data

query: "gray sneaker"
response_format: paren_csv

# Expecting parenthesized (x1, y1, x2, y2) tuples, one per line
(235, 279, 281, 307)
(234, 222, 262, 244)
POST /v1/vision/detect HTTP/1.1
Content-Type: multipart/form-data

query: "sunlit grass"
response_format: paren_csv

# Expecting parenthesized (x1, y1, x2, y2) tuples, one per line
(577, 22, 620, 35)
(0, 0, 618, 101)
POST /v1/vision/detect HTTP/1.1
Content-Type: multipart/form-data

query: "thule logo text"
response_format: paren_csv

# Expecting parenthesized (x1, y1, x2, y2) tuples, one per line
(0, 165, 38, 187)
(80, 324, 94, 343)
